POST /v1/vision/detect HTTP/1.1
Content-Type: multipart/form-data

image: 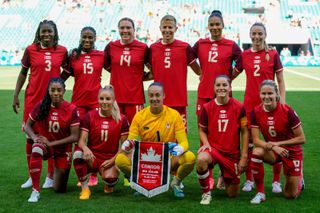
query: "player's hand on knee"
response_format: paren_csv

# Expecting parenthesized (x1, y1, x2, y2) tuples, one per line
(198, 144, 212, 153)
(273, 146, 289, 158)
(121, 139, 136, 152)
(83, 146, 95, 161)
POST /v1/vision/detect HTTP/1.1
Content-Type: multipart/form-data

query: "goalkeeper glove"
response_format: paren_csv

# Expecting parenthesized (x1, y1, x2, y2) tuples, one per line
(121, 140, 136, 152)
(168, 142, 184, 156)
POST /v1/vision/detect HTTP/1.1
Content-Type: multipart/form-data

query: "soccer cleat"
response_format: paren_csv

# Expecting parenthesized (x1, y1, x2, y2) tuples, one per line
(21, 177, 33, 189)
(88, 175, 98, 186)
(272, 181, 282, 193)
(28, 190, 40, 203)
(200, 192, 212, 205)
(79, 188, 91, 200)
(42, 177, 54, 189)
(123, 177, 130, 187)
(216, 176, 225, 190)
(77, 181, 81, 187)
(104, 185, 114, 194)
(242, 180, 254, 192)
(250, 192, 266, 204)
(301, 178, 305, 191)
(171, 178, 184, 198)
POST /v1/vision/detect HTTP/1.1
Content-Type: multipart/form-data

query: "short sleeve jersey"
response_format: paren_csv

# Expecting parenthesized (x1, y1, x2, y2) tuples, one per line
(149, 39, 196, 107)
(81, 110, 129, 160)
(104, 39, 148, 104)
(29, 101, 80, 154)
(129, 106, 186, 143)
(67, 50, 104, 109)
(251, 103, 302, 155)
(235, 48, 283, 112)
(22, 44, 68, 119)
(199, 98, 246, 158)
(193, 38, 241, 99)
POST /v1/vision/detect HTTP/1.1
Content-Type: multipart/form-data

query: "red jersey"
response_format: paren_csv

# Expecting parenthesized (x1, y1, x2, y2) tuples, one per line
(29, 101, 80, 154)
(22, 44, 68, 120)
(104, 39, 148, 104)
(251, 103, 302, 155)
(199, 98, 246, 158)
(66, 50, 104, 109)
(193, 38, 241, 99)
(234, 48, 283, 112)
(81, 109, 129, 160)
(149, 39, 196, 107)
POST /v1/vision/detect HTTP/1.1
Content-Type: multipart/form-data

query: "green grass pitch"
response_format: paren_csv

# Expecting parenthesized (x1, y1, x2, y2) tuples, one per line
(0, 66, 319, 212)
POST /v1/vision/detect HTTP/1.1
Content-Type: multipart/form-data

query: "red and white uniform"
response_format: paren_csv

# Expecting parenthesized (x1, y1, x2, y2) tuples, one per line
(199, 98, 245, 184)
(66, 50, 104, 119)
(251, 103, 303, 176)
(149, 39, 196, 107)
(104, 39, 148, 105)
(199, 98, 246, 159)
(81, 110, 129, 160)
(234, 48, 283, 118)
(21, 44, 68, 125)
(193, 38, 241, 100)
(29, 101, 80, 156)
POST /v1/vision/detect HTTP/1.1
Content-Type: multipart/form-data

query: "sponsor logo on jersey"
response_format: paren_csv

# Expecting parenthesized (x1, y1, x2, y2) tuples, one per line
(123, 51, 130, 55)
(53, 112, 58, 115)
(45, 52, 51, 55)
(165, 48, 171, 51)
(143, 126, 149, 130)
(268, 117, 274, 120)
(85, 56, 91, 59)
(267, 121, 274, 125)
(124, 47, 130, 51)
(254, 56, 260, 59)
(220, 110, 226, 113)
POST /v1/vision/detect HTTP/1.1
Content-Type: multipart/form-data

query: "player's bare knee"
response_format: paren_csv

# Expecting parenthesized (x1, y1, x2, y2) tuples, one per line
(252, 147, 264, 156)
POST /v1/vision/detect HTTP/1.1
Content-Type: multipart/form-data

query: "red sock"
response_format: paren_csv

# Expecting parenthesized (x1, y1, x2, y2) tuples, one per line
(246, 148, 253, 181)
(26, 140, 33, 171)
(47, 157, 54, 179)
(251, 154, 265, 193)
(73, 158, 88, 182)
(197, 170, 211, 194)
(29, 150, 43, 192)
(272, 162, 282, 183)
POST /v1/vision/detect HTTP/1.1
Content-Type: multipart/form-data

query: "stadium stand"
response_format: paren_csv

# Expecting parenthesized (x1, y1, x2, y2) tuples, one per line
(0, 0, 319, 66)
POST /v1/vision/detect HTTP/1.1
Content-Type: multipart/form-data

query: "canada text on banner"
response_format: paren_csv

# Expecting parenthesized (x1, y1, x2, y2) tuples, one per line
(130, 141, 170, 198)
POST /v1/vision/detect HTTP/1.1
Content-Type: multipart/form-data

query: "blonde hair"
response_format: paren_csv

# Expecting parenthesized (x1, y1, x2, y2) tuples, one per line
(250, 22, 270, 61)
(99, 85, 121, 123)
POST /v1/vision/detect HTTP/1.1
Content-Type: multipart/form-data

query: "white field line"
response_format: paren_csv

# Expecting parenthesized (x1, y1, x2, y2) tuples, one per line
(285, 68, 320, 81)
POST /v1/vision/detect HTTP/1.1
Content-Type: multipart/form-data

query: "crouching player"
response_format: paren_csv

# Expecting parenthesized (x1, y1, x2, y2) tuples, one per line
(73, 86, 129, 200)
(196, 75, 249, 205)
(115, 82, 196, 198)
(24, 78, 80, 202)
(250, 80, 305, 204)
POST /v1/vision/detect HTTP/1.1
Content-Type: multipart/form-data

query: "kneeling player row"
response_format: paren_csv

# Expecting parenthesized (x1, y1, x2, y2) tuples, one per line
(24, 77, 305, 205)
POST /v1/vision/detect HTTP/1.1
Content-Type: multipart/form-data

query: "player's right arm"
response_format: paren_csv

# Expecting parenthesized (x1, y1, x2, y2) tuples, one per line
(12, 67, 28, 114)
(24, 117, 40, 143)
(198, 107, 211, 152)
(78, 130, 95, 161)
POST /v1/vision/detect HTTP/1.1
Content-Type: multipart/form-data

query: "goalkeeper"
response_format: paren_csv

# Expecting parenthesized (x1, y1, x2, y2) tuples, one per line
(115, 82, 195, 198)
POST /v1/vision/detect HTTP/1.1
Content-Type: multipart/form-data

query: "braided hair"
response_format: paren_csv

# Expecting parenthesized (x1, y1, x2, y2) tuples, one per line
(208, 10, 224, 27)
(37, 77, 66, 120)
(72, 26, 97, 60)
(250, 22, 270, 61)
(33, 20, 59, 51)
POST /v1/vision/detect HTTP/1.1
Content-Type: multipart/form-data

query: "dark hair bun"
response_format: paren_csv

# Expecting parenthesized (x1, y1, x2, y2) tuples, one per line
(211, 10, 222, 16)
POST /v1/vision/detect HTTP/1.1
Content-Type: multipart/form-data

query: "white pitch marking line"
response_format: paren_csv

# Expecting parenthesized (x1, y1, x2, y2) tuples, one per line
(285, 68, 320, 81)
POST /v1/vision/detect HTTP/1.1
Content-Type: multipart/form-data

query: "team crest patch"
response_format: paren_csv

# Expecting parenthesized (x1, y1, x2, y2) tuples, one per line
(130, 141, 170, 198)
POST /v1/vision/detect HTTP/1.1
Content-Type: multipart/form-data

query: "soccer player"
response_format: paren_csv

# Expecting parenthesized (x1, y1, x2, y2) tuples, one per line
(73, 86, 129, 200)
(104, 17, 150, 124)
(233, 22, 286, 193)
(61, 26, 105, 187)
(197, 75, 249, 205)
(193, 10, 241, 190)
(12, 20, 68, 189)
(115, 82, 196, 198)
(24, 78, 80, 202)
(193, 10, 241, 117)
(249, 80, 305, 204)
(148, 15, 201, 129)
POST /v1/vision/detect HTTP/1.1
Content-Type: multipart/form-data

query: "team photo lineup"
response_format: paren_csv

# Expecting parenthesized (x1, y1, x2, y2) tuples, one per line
(5, 0, 316, 210)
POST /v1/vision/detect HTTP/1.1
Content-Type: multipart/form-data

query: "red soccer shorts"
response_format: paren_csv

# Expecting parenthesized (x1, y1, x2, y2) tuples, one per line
(274, 151, 303, 177)
(118, 103, 144, 124)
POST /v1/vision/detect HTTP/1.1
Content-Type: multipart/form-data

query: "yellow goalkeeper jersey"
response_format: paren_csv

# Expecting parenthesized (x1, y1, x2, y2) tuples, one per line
(128, 105, 189, 151)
